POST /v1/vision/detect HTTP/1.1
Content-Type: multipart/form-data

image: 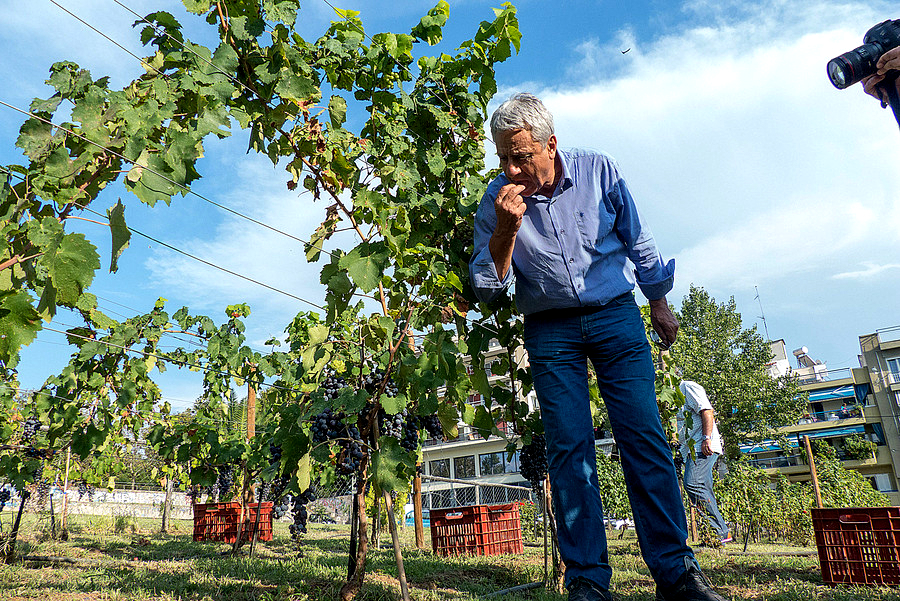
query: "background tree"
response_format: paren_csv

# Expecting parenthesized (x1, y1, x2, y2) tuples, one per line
(670, 285, 805, 459)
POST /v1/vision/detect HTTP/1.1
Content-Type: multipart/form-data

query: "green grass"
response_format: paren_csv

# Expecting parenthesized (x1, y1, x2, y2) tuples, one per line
(0, 514, 899, 600)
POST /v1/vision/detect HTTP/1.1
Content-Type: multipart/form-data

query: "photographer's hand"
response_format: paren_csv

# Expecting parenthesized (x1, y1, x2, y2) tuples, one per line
(863, 47, 900, 106)
(877, 46, 900, 76)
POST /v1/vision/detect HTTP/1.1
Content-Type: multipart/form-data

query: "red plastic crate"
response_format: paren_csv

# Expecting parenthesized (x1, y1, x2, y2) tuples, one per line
(193, 502, 273, 543)
(812, 507, 900, 585)
(430, 502, 524, 557)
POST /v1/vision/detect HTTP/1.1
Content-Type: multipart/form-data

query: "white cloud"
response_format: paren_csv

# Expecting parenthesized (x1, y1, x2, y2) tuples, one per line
(0, 0, 187, 88)
(143, 152, 335, 326)
(515, 0, 900, 296)
(833, 262, 900, 280)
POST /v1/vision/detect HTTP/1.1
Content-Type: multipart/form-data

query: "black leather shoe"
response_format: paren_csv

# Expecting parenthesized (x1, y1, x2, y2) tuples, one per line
(656, 557, 728, 601)
(568, 577, 613, 601)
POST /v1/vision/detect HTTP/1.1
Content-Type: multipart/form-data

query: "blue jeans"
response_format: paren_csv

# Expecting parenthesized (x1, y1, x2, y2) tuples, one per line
(523, 294, 693, 590)
(683, 452, 729, 539)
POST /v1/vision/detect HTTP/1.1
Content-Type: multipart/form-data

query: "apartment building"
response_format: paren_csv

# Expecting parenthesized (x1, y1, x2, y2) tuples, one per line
(743, 329, 900, 504)
(419, 326, 900, 508)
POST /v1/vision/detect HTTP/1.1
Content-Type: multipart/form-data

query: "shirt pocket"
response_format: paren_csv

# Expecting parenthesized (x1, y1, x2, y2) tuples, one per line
(573, 206, 615, 252)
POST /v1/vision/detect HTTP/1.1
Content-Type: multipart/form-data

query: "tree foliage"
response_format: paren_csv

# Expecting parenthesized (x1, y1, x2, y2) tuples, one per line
(669, 285, 805, 459)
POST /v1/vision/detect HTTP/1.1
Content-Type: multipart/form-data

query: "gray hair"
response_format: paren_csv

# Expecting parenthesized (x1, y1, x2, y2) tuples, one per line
(490, 93, 555, 147)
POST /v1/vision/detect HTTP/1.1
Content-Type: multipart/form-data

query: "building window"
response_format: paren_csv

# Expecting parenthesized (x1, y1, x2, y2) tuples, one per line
(887, 357, 900, 379)
(454, 455, 476, 479)
(429, 459, 450, 478)
(480, 452, 506, 476)
(476, 450, 520, 474)
(506, 450, 521, 473)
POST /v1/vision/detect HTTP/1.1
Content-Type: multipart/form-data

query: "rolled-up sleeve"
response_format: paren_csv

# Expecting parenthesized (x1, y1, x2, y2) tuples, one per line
(609, 171, 675, 301)
(469, 191, 514, 304)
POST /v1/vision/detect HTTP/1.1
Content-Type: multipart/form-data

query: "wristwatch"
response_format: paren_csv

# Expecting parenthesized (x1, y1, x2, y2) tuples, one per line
(701, 435, 711, 441)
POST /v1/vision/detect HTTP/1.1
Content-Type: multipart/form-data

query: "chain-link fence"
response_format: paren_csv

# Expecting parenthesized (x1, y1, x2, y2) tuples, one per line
(419, 475, 533, 509)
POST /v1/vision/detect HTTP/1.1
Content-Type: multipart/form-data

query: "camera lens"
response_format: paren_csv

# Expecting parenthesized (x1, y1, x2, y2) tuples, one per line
(827, 59, 850, 88)
(827, 43, 883, 89)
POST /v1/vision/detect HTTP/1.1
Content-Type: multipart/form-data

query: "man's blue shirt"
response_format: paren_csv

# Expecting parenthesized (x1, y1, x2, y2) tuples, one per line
(469, 148, 675, 315)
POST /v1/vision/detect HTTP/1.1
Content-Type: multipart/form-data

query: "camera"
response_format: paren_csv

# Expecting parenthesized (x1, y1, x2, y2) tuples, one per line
(827, 19, 900, 89)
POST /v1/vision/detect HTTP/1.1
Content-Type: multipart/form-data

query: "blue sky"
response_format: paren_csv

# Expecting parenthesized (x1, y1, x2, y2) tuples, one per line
(2, 0, 899, 411)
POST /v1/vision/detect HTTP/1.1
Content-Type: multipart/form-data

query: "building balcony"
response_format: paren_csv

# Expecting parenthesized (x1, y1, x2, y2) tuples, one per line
(755, 446, 892, 476)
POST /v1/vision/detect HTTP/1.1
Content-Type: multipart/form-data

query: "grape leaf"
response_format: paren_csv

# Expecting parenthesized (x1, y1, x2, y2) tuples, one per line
(107, 199, 130, 273)
(372, 436, 415, 492)
(339, 243, 389, 293)
(0, 291, 41, 366)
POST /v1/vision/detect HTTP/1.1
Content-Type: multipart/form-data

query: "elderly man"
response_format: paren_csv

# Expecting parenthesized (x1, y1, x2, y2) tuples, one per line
(469, 93, 727, 601)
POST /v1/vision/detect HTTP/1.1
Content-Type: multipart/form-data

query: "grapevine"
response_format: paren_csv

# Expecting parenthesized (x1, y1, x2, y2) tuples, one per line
(519, 434, 548, 489)
(216, 464, 236, 498)
(22, 415, 41, 441)
(77, 480, 95, 501)
(289, 487, 318, 540)
(0, 0, 526, 596)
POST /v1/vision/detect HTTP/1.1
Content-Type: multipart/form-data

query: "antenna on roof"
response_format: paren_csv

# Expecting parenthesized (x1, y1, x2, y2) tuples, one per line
(755, 285, 770, 342)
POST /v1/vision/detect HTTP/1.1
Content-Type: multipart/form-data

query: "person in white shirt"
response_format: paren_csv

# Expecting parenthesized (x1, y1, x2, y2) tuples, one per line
(677, 379, 730, 543)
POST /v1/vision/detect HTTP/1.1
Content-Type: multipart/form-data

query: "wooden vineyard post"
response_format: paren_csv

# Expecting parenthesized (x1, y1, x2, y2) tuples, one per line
(383, 491, 410, 601)
(803, 435, 824, 508)
(61, 448, 71, 538)
(232, 375, 258, 556)
(690, 505, 698, 542)
(161, 477, 174, 534)
(413, 466, 425, 549)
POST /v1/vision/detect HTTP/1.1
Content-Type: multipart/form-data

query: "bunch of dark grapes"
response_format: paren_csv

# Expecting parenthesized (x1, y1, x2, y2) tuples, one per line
(31, 460, 44, 482)
(269, 442, 282, 464)
(268, 475, 291, 520)
(400, 414, 421, 452)
(204, 484, 218, 502)
(273, 493, 291, 520)
(288, 488, 317, 540)
(77, 480, 95, 501)
(22, 415, 41, 441)
(321, 374, 349, 401)
(380, 408, 406, 439)
(216, 465, 235, 497)
(35, 480, 51, 506)
(268, 475, 290, 502)
(336, 426, 364, 475)
(310, 408, 348, 443)
(365, 367, 399, 398)
(519, 433, 548, 489)
(422, 414, 444, 439)
(25, 447, 47, 460)
(310, 408, 366, 475)
(0, 487, 11, 509)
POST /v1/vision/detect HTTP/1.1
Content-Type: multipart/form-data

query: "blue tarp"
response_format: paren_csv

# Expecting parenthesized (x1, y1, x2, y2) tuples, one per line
(799, 425, 865, 440)
(807, 385, 856, 403)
